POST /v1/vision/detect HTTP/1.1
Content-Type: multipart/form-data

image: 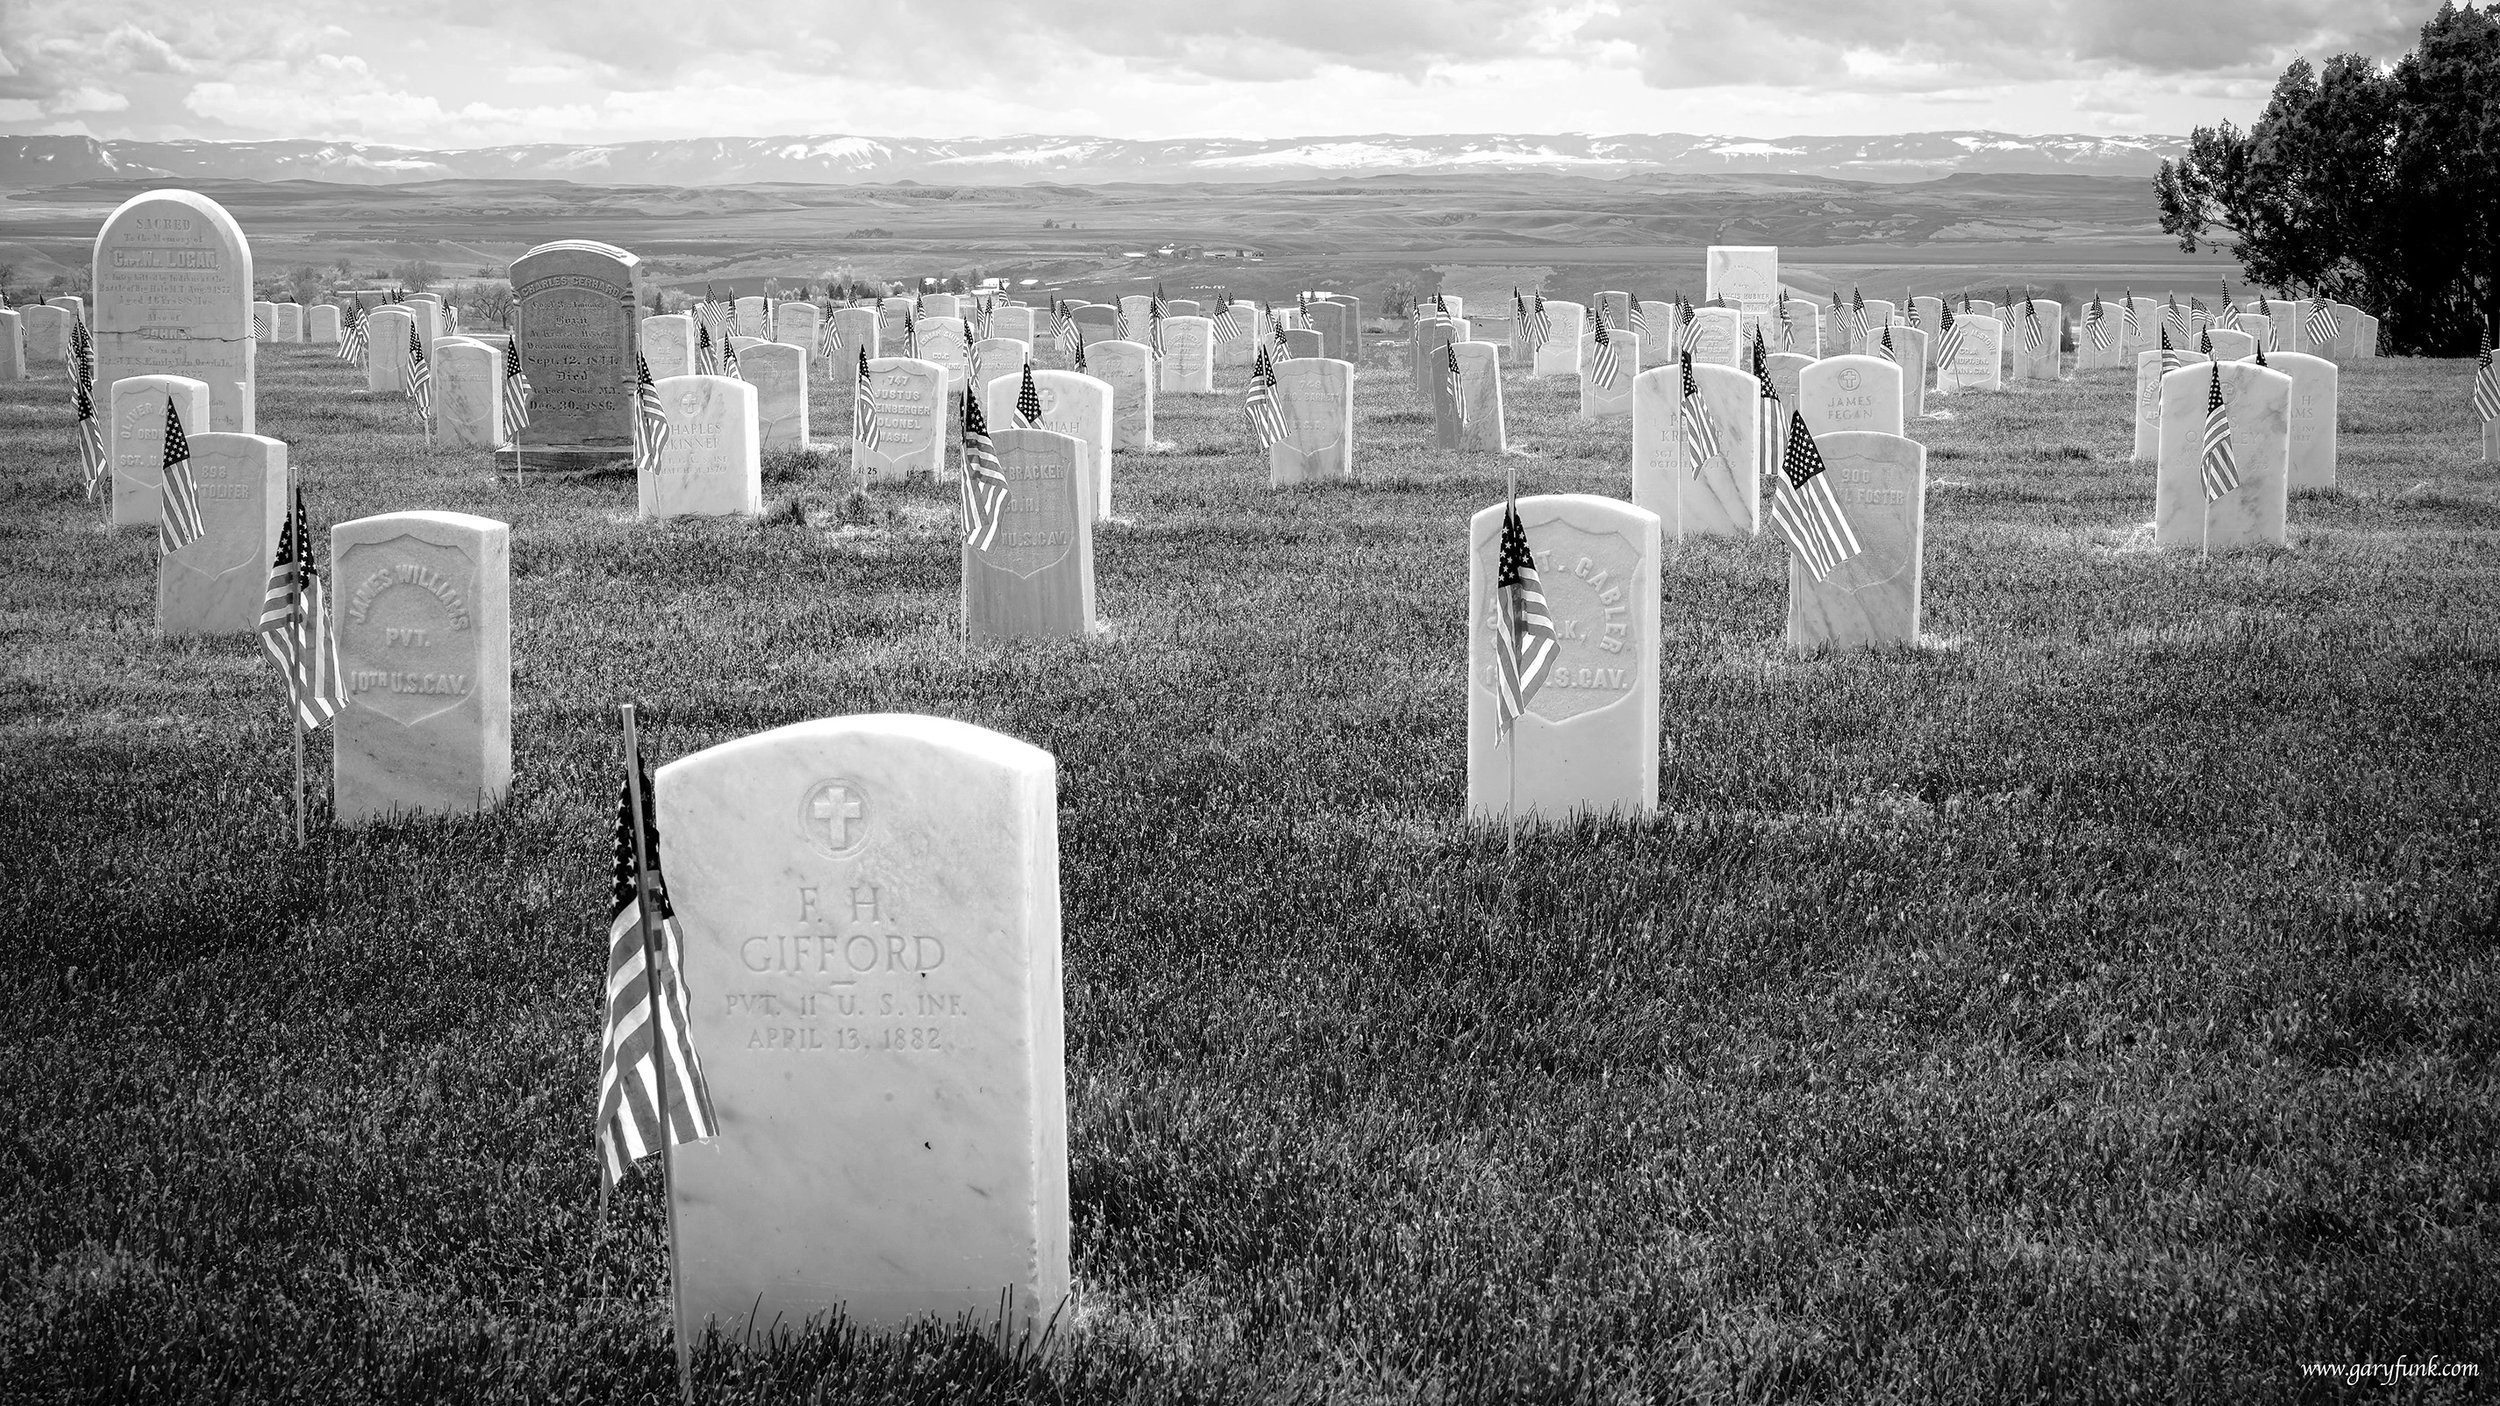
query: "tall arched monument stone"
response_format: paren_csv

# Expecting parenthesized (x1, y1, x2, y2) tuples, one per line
(92, 189, 256, 434)
(508, 240, 645, 469)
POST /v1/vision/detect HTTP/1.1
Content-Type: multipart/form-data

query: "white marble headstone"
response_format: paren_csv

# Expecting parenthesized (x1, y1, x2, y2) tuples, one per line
(1787, 431, 1926, 652)
(332, 511, 511, 823)
(110, 374, 211, 528)
(1797, 355, 1905, 437)
(645, 375, 763, 519)
(158, 431, 285, 636)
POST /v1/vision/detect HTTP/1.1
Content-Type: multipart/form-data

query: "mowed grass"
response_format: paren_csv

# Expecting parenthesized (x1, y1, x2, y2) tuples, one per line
(2, 333, 2496, 1405)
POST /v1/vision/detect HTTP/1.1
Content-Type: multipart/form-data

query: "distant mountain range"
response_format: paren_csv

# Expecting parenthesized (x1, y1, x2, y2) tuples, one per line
(0, 131, 2184, 190)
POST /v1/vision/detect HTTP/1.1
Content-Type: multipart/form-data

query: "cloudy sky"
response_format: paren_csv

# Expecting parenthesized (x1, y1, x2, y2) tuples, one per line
(0, 0, 2432, 147)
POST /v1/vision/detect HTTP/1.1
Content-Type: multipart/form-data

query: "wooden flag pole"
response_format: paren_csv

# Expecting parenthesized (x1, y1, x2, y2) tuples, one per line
(290, 465, 307, 851)
(1503, 460, 1519, 864)
(618, 703, 693, 1406)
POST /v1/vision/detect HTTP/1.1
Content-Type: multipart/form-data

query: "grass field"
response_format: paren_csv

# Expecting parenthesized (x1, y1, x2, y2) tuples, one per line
(2, 331, 2495, 1404)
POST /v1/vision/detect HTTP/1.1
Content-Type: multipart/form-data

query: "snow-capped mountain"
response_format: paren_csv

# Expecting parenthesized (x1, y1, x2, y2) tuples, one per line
(0, 131, 2184, 190)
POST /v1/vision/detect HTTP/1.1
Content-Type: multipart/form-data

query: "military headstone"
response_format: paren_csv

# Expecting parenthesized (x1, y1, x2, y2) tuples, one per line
(644, 314, 697, 381)
(775, 302, 822, 359)
(110, 374, 210, 528)
(2155, 361, 2290, 550)
(1884, 326, 1930, 420)
(990, 305, 1035, 347)
(308, 304, 341, 344)
(1797, 355, 1905, 437)
(1214, 306, 1261, 369)
(1787, 431, 1927, 652)
(985, 372, 1114, 520)
(2206, 328, 2257, 361)
(1087, 341, 1156, 452)
(1768, 351, 1815, 412)
(21, 305, 73, 373)
(252, 301, 277, 341)
(92, 195, 254, 430)
(434, 338, 505, 448)
(2272, 352, 2338, 492)
(1267, 357, 1355, 487)
(921, 292, 962, 321)
(509, 241, 643, 465)
(856, 358, 947, 482)
(1118, 296, 1154, 345)
(272, 303, 303, 343)
(0, 309, 20, 379)
(1637, 301, 1675, 367)
(829, 307, 879, 364)
(918, 316, 972, 391)
(158, 432, 285, 636)
(1466, 494, 1662, 821)
(1532, 301, 1585, 378)
(1775, 299, 1822, 359)
(732, 296, 769, 340)
(1306, 300, 1352, 362)
(1938, 316, 2003, 394)
(655, 713, 1070, 1340)
(2132, 347, 2207, 463)
(1633, 361, 1757, 538)
(1159, 317, 1213, 393)
(964, 428, 1097, 640)
(644, 375, 763, 519)
(2011, 300, 2063, 379)
(1578, 329, 1638, 420)
(1450, 342, 1505, 453)
(1684, 307, 1742, 368)
(365, 306, 416, 394)
(740, 342, 811, 453)
(332, 510, 511, 824)
(1282, 328, 1324, 360)
(1071, 305, 1119, 348)
(1705, 247, 1780, 311)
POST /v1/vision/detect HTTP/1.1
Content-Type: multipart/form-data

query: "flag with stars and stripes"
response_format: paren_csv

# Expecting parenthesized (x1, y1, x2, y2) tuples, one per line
(65, 313, 93, 388)
(1628, 298, 1647, 338)
(1524, 291, 1552, 352)
(2166, 293, 2186, 336)
(903, 307, 918, 360)
(2122, 290, 2140, 342)
(1016, 361, 1045, 429)
(1679, 350, 1723, 481)
(257, 484, 344, 731)
(717, 332, 740, 380)
(2304, 302, 2342, 351)
(964, 320, 982, 390)
(338, 302, 367, 364)
(1213, 305, 1249, 356)
(1588, 302, 1621, 388)
(1149, 288, 1166, 355)
(959, 385, 1008, 552)
(405, 324, 433, 428)
(2161, 328, 2183, 373)
(1492, 501, 1558, 732)
(1246, 343, 1286, 448)
(695, 323, 718, 376)
(501, 338, 532, 435)
(1677, 292, 1700, 354)
(1752, 334, 1785, 488)
(1073, 336, 1088, 374)
(1935, 303, 1965, 389)
(2019, 298, 2046, 357)
(73, 371, 106, 496)
(2086, 295, 2111, 351)
(698, 286, 726, 347)
(1776, 293, 1796, 352)
(2217, 285, 2241, 330)
(156, 400, 204, 555)
(633, 355, 668, 474)
(1766, 411, 1861, 583)
(2475, 323, 2500, 423)
(2200, 364, 2240, 502)
(1906, 297, 1923, 331)
(853, 347, 883, 451)
(1849, 288, 1868, 349)
(1443, 340, 1467, 433)
(595, 760, 719, 1197)
(2198, 328, 2214, 357)
(1875, 325, 1899, 365)
(2190, 296, 2210, 331)
(1053, 301, 1083, 361)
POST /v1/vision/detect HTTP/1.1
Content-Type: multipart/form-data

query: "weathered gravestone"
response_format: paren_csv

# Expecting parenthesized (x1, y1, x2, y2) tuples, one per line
(433, 338, 505, 448)
(2007, 301, 2063, 380)
(990, 305, 1035, 346)
(776, 303, 821, 359)
(1578, 329, 1639, 419)
(2131, 347, 2208, 462)
(1071, 305, 1119, 350)
(1412, 319, 1458, 400)
(365, 306, 416, 394)
(1633, 361, 1757, 538)
(2263, 300, 2300, 344)
(1855, 301, 1898, 353)
(2271, 352, 2338, 492)
(509, 241, 643, 466)
(645, 376, 763, 519)
(1465, 494, 1661, 821)
(1118, 296, 1154, 346)
(1787, 431, 1927, 652)
(272, 303, 303, 343)
(740, 342, 810, 453)
(402, 300, 443, 363)
(1532, 301, 1585, 378)
(1214, 306, 1261, 369)
(1165, 299, 1203, 318)
(1910, 297, 1945, 346)
(654, 713, 1071, 1341)
(332, 511, 511, 823)
(921, 292, 961, 321)
(1449, 342, 1505, 452)
(1775, 299, 1822, 359)
(732, 296, 769, 340)
(1282, 328, 1324, 360)
(21, 303, 72, 371)
(47, 294, 83, 321)
(92, 191, 253, 430)
(158, 432, 284, 636)
(252, 301, 277, 341)
(1322, 295, 1362, 359)
(0, 309, 22, 379)
(1306, 300, 1353, 363)
(2072, 304, 2127, 371)
(1768, 351, 1815, 413)
(1706, 246, 1780, 310)
(1159, 317, 1214, 393)
(1635, 302, 1673, 367)
(1684, 307, 1742, 368)
(643, 314, 696, 381)
(1596, 292, 1634, 333)
(2238, 314, 2275, 350)
(111, 374, 210, 528)
(1885, 327, 1930, 420)
(856, 358, 947, 482)
(1938, 316, 2003, 394)
(1797, 355, 1905, 438)
(308, 304, 341, 344)
(2205, 328, 2257, 361)
(1087, 341, 1156, 452)
(917, 316, 971, 391)
(2358, 314, 2381, 358)
(965, 428, 1097, 641)
(879, 298, 916, 354)
(985, 371, 1114, 521)
(2155, 362, 2291, 551)
(1267, 357, 1354, 487)
(829, 307, 879, 364)
(2118, 298, 2162, 360)
(972, 339, 1025, 394)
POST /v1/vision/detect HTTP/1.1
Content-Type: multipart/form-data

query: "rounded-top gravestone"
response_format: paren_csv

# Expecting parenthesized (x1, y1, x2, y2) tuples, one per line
(509, 240, 646, 467)
(91, 189, 256, 433)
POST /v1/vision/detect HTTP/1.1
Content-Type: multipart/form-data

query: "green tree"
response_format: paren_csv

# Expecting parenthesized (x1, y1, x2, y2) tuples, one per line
(2156, 3, 2498, 352)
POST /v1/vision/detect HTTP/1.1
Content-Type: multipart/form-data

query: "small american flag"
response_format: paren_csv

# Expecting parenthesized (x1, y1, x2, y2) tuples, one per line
(2200, 364, 2240, 502)
(2122, 290, 2140, 342)
(156, 400, 204, 555)
(1053, 301, 1082, 360)
(405, 324, 433, 429)
(717, 333, 740, 380)
(1678, 292, 1700, 354)
(1628, 299, 1647, 338)
(1149, 289, 1165, 355)
(1246, 344, 1286, 448)
(73, 372, 106, 497)
(2475, 323, 2500, 423)
(2161, 328, 2183, 373)
(1850, 288, 1868, 349)
(1443, 341, 1467, 433)
(2217, 285, 2241, 330)
(1752, 336, 1785, 487)
(2018, 299, 2046, 357)
(959, 386, 1008, 551)
(2166, 294, 2186, 336)
(1766, 411, 1861, 583)
(2198, 328, 2214, 357)
(1935, 304, 1965, 388)
(1679, 350, 1722, 480)
(1073, 336, 1088, 374)
(65, 313, 92, 388)
(2304, 302, 2342, 351)
(633, 354, 668, 473)
(1492, 502, 1557, 732)
(1906, 297, 1923, 330)
(1270, 305, 1291, 356)
(694, 324, 717, 376)
(257, 485, 344, 731)
(337, 302, 367, 364)
(2190, 296, 2210, 330)
(2086, 296, 2111, 351)
(1875, 325, 1899, 365)
(1588, 302, 1621, 388)
(595, 761, 719, 1196)
(1776, 294, 1796, 352)
(1213, 307, 1248, 356)
(1524, 292, 1552, 351)
(903, 308, 918, 359)
(964, 320, 981, 389)
(1016, 361, 1045, 429)
(501, 338, 532, 434)
(854, 346, 883, 450)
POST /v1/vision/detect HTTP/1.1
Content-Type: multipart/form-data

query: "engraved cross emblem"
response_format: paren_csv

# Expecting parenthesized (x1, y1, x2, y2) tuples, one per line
(810, 785, 864, 851)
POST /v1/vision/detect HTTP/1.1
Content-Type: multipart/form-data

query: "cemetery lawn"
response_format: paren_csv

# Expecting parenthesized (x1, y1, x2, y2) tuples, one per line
(2, 340, 2495, 1405)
